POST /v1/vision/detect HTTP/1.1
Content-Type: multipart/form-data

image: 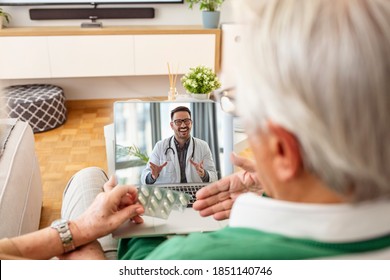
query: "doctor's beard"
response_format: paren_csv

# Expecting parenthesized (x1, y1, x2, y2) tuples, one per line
(176, 126, 191, 140)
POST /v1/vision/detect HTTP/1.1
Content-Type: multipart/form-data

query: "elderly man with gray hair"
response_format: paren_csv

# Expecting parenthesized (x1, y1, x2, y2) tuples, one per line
(118, 0, 390, 259)
(1, 0, 389, 260)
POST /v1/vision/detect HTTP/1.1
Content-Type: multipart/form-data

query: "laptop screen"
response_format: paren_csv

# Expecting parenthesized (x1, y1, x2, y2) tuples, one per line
(114, 101, 233, 186)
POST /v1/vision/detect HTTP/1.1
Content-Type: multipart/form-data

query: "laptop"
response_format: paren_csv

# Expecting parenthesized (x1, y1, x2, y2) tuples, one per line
(112, 100, 233, 238)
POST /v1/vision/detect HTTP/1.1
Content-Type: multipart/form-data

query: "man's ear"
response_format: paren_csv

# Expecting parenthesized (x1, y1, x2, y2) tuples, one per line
(170, 121, 174, 129)
(267, 122, 303, 181)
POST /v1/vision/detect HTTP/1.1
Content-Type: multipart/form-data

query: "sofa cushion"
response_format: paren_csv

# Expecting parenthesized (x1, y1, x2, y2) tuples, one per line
(0, 119, 17, 159)
(0, 119, 42, 238)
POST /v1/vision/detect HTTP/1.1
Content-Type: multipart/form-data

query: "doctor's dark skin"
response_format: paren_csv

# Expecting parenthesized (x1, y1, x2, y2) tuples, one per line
(150, 110, 205, 180)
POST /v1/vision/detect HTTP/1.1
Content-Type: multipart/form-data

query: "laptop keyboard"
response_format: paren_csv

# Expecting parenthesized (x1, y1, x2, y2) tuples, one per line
(159, 185, 204, 207)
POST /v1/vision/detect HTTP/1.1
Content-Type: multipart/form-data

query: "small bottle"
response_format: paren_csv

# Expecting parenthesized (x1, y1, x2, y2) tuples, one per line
(168, 87, 178, 101)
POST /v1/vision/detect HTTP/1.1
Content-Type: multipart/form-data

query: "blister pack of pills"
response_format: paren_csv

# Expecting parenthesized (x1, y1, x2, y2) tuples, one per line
(137, 185, 192, 219)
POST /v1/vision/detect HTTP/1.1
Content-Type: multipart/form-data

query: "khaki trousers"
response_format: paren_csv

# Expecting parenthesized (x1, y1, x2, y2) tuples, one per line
(61, 167, 118, 259)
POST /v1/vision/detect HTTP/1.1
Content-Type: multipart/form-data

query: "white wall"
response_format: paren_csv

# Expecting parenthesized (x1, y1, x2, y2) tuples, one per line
(1, 1, 235, 100)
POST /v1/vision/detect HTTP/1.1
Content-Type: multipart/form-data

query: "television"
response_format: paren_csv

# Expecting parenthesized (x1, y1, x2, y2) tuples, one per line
(0, 0, 183, 6)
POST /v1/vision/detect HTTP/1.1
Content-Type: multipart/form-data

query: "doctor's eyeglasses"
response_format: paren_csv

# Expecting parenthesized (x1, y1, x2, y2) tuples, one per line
(172, 118, 192, 126)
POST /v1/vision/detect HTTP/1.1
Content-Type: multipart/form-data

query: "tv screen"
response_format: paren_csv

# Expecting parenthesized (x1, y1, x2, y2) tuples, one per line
(0, 0, 183, 5)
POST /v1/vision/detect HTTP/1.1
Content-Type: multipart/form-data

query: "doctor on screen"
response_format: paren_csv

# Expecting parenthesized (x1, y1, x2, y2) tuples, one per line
(141, 106, 218, 184)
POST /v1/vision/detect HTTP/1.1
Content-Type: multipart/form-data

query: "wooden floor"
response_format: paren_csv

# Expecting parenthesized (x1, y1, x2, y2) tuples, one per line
(34, 100, 114, 229)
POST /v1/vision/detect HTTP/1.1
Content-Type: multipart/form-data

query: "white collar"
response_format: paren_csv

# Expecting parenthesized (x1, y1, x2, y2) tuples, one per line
(229, 193, 390, 243)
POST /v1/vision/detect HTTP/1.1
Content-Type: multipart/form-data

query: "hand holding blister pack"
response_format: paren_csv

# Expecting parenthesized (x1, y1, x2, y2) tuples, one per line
(137, 185, 192, 219)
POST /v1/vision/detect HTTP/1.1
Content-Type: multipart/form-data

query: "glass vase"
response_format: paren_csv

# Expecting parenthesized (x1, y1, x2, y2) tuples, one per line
(168, 87, 178, 101)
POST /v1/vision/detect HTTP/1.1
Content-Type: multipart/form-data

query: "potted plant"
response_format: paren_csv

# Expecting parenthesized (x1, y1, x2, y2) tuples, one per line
(181, 65, 221, 99)
(185, 0, 224, 29)
(0, 8, 11, 29)
(116, 144, 149, 168)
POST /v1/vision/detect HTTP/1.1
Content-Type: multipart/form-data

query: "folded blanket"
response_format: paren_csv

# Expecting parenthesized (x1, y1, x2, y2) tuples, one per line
(0, 119, 18, 159)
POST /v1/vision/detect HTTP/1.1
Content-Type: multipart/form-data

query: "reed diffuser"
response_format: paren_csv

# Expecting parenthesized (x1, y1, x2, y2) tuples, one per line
(167, 62, 179, 100)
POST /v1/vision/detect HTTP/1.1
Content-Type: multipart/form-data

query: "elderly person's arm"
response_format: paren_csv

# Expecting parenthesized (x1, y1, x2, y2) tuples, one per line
(0, 177, 144, 260)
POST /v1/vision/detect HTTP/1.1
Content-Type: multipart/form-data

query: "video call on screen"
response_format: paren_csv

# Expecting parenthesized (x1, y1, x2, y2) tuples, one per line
(114, 101, 230, 185)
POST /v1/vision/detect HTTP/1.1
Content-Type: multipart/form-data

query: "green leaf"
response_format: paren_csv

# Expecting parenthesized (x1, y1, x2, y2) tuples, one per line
(0, 8, 11, 24)
(181, 65, 221, 94)
(185, 0, 224, 11)
(116, 144, 149, 164)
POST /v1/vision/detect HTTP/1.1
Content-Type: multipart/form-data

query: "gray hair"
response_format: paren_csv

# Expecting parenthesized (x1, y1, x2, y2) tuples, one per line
(235, 0, 390, 201)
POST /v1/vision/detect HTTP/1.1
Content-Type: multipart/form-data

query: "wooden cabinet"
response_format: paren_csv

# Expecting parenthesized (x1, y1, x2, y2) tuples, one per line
(220, 24, 243, 87)
(0, 26, 220, 79)
(0, 36, 51, 79)
(48, 35, 135, 78)
(134, 34, 216, 75)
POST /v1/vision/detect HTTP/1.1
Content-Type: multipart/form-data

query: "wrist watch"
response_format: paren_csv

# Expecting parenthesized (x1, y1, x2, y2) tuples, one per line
(51, 219, 75, 253)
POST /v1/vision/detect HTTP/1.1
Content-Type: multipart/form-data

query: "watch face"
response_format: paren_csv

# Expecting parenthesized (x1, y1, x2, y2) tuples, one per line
(51, 218, 68, 228)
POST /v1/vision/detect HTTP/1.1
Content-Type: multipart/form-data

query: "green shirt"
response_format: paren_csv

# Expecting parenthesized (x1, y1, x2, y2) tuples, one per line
(118, 227, 390, 260)
(118, 193, 390, 260)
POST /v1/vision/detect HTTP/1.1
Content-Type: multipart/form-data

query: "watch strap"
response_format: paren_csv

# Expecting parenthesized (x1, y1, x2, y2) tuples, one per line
(51, 219, 75, 253)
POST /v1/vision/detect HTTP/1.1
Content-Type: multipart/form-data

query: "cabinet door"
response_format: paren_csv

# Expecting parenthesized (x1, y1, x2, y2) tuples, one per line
(48, 35, 135, 78)
(0, 37, 51, 79)
(134, 34, 216, 75)
(220, 24, 244, 87)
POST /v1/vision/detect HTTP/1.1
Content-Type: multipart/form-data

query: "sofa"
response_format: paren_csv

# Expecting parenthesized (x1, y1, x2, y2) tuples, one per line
(0, 119, 43, 238)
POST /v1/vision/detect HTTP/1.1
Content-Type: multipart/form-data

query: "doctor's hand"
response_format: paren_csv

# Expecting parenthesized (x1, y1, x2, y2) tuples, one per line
(150, 161, 168, 180)
(193, 153, 262, 221)
(190, 159, 205, 178)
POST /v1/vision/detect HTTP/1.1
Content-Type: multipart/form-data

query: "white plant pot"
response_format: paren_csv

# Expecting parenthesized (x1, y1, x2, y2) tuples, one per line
(190, 93, 210, 100)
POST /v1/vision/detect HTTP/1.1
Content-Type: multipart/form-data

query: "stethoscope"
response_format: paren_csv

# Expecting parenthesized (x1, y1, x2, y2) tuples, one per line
(164, 135, 195, 160)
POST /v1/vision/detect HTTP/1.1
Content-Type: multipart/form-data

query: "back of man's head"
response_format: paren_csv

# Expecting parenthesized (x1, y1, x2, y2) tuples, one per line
(235, 0, 390, 201)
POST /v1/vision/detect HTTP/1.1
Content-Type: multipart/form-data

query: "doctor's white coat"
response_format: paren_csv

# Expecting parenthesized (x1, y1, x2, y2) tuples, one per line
(141, 136, 218, 184)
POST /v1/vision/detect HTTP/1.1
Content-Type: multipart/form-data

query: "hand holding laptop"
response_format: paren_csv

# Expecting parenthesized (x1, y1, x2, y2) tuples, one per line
(193, 153, 263, 221)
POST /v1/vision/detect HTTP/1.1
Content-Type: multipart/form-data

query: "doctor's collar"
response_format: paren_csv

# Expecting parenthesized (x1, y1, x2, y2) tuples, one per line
(173, 136, 191, 149)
